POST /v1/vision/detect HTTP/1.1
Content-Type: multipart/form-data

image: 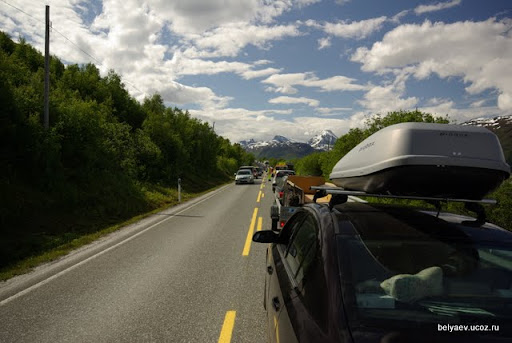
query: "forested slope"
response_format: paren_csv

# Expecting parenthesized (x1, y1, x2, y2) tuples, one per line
(0, 32, 254, 271)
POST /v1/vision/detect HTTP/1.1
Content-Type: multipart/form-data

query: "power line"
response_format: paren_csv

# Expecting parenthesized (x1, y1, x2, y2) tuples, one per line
(0, 0, 39, 22)
(0, 0, 145, 96)
(51, 28, 102, 66)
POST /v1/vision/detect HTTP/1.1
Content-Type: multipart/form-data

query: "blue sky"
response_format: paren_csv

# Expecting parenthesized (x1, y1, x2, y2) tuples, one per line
(1, 0, 511, 143)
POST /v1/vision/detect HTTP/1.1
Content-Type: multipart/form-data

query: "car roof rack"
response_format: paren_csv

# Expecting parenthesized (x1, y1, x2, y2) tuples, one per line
(310, 186, 497, 227)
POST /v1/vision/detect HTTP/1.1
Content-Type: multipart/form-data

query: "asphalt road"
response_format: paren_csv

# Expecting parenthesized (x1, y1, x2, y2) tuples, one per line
(0, 176, 275, 343)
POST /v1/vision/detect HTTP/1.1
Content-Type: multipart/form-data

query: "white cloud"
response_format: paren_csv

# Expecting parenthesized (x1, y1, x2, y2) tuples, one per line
(310, 75, 369, 92)
(318, 37, 331, 49)
(303, 19, 322, 29)
(168, 53, 280, 79)
(254, 59, 273, 65)
(269, 96, 320, 107)
(420, 99, 455, 115)
(263, 72, 368, 93)
(151, 0, 317, 36)
(189, 107, 297, 142)
(470, 100, 486, 108)
(359, 84, 418, 113)
(415, 0, 462, 15)
(419, 102, 504, 124)
(143, 80, 232, 109)
(265, 85, 299, 94)
(498, 93, 512, 111)
(185, 22, 301, 58)
(323, 16, 387, 40)
(316, 107, 352, 115)
(150, 0, 260, 35)
(296, 0, 322, 8)
(241, 67, 283, 79)
(351, 19, 512, 111)
(0, 0, 106, 64)
(190, 107, 367, 142)
(427, 97, 451, 106)
(391, 10, 410, 24)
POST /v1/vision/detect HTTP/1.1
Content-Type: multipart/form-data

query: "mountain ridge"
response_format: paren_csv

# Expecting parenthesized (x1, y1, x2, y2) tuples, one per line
(239, 131, 338, 159)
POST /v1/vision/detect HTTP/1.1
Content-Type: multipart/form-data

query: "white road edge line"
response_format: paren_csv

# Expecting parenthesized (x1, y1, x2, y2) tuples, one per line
(0, 186, 230, 306)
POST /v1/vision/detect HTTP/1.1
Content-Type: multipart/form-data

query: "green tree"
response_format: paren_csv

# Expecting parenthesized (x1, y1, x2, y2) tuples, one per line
(103, 71, 146, 129)
(364, 109, 449, 135)
(295, 153, 323, 176)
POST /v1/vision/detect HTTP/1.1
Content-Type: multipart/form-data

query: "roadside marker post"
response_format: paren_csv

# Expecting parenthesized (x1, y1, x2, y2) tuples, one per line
(178, 178, 181, 203)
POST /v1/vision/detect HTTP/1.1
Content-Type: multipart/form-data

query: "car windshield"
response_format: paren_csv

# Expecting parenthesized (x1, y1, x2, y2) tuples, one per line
(336, 205, 512, 332)
(238, 170, 251, 175)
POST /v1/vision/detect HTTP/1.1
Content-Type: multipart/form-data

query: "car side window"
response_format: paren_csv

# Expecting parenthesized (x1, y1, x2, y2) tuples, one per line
(284, 215, 317, 282)
(278, 212, 305, 247)
(289, 214, 328, 331)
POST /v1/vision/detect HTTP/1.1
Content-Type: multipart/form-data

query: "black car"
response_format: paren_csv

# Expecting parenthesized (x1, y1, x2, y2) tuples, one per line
(253, 201, 512, 343)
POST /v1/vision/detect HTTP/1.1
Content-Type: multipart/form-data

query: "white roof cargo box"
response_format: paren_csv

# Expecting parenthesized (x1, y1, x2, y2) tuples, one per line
(329, 122, 510, 199)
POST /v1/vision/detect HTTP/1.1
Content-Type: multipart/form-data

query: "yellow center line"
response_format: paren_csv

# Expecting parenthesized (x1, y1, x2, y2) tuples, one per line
(274, 316, 280, 343)
(256, 190, 262, 203)
(257, 216, 262, 231)
(242, 208, 258, 256)
(218, 311, 236, 343)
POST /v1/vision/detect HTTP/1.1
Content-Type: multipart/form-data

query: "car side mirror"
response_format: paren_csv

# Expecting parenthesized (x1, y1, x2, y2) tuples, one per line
(252, 230, 280, 243)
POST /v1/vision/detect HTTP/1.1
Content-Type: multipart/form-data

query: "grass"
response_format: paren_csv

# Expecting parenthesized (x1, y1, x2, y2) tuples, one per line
(0, 178, 231, 282)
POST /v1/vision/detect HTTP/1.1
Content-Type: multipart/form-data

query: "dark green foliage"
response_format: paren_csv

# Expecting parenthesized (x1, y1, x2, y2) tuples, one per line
(363, 109, 449, 136)
(295, 153, 323, 176)
(0, 32, 15, 54)
(0, 33, 254, 270)
(484, 181, 512, 229)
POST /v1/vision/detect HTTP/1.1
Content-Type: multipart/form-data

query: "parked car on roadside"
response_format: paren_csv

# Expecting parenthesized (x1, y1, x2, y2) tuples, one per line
(252, 201, 512, 343)
(234, 169, 254, 184)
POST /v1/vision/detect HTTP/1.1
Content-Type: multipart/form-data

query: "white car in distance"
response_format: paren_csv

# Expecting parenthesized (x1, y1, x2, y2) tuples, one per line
(235, 169, 255, 184)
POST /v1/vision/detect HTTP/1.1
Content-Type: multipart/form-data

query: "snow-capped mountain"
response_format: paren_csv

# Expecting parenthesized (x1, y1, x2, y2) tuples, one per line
(239, 132, 338, 159)
(462, 115, 512, 130)
(240, 132, 337, 151)
(271, 135, 291, 144)
(307, 130, 338, 151)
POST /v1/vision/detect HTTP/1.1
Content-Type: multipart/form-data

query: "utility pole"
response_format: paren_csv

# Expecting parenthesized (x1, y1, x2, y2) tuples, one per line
(44, 5, 50, 129)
